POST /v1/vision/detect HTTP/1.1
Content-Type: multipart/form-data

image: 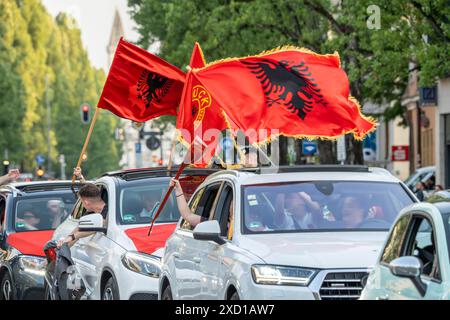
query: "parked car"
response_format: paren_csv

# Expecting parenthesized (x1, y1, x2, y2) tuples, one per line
(404, 166, 435, 193)
(160, 165, 418, 300)
(360, 201, 450, 300)
(0, 181, 79, 300)
(46, 167, 217, 300)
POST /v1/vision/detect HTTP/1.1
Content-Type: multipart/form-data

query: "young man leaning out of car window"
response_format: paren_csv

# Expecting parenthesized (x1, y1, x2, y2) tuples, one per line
(57, 183, 107, 248)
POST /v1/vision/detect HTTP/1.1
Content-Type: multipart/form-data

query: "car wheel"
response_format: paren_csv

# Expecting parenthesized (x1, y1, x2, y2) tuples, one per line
(0, 272, 16, 300)
(102, 277, 120, 300)
(229, 291, 240, 300)
(161, 285, 173, 300)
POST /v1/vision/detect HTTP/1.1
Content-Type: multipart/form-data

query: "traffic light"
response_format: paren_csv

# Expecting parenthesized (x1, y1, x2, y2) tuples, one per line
(80, 104, 90, 124)
(3, 160, 9, 175)
(36, 166, 45, 178)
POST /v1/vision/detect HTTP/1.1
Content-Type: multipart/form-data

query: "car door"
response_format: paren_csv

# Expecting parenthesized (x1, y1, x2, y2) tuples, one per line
(173, 182, 222, 299)
(367, 214, 412, 300)
(73, 184, 111, 298)
(385, 213, 446, 299)
(197, 182, 235, 299)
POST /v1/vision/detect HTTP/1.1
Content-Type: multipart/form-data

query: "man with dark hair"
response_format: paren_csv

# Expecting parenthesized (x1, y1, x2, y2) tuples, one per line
(57, 182, 107, 248)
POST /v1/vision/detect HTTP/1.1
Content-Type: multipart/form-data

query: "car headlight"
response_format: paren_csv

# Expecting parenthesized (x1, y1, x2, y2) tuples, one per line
(251, 264, 317, 286)
(121, 251, 161, 278)
(18, 256, 47, 276)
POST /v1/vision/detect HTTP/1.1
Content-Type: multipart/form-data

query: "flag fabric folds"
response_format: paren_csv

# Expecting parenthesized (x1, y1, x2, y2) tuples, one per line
(188, 47, 376, 144)
(176, 43, 228, 167)
(98, 38, 185, 122)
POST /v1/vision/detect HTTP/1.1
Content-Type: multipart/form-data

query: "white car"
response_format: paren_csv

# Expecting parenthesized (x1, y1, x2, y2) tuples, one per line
(45, 167, 214, 300)
(160, 165, 418, 300)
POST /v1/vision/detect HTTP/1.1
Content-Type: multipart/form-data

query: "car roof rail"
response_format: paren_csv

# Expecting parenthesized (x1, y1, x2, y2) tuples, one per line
(14, 182, 84, 193)
(101, 166, 221, 181)
(271, 165, 370, 173)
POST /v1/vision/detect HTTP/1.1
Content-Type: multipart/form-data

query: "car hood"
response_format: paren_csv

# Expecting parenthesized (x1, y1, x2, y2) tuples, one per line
(121, 223, 177, 256)
(236, 231, 387, 269)
(7, 230, 54, 257)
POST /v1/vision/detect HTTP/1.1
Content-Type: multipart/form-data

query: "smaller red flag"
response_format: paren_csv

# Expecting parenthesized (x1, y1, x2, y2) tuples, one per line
(177, 44, 228, 167)
(98, 38, 185, 122)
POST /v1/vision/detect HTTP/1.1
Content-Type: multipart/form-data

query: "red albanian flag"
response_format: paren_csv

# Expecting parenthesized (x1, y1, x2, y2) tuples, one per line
(190, 47, 376, 144)
(176, 43, 228, 167)
(98, 38, 185, 122)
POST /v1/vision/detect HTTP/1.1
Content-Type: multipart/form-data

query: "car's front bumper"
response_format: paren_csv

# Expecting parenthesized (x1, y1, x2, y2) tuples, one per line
(11, 259, 46, 300)
(117, 265, 159, 300)
(241, 268, 370, 300)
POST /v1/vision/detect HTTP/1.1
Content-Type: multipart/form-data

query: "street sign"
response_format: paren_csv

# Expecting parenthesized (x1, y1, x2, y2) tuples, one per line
(135, 143, 142, 154)
(302, 140, 317, 155)
(391, 145, 409, 161)
(337, 136, 346, 162)
(36, 154, 45, 165)
(146, 135, 161, 150)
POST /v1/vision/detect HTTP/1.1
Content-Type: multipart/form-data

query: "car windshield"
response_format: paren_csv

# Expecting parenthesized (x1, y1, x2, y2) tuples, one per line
(118, 176, 206, 225)
(242, 181, 414, 233)
(14, 193, 77, 232)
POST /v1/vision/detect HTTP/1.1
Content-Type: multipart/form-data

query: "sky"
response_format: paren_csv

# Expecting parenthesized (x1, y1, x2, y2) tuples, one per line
(41, 0, 140, 70)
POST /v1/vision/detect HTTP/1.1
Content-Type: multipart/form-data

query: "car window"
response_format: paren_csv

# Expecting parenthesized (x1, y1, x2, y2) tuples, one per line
(381, 215, 412, 264)
(14, 194, 77, 232)
(0, 197, 5, 234)
(180, 183, 222, 231)
(242, 181, 414, 234)
(119, 181, 179, 225)
(212, 184, 234, 238)
(444, 214, 450, 265)
(403, 216, 440, 280)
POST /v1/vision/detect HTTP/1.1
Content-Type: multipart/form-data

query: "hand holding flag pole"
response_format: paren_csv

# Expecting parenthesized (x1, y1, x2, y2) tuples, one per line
(148, 138, 205, 236)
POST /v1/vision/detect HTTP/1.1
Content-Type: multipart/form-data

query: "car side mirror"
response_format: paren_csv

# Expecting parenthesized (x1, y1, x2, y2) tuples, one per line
(78, 213, 106, 233)
(193, 220, 225, 245)
(389, 256, 427, 296)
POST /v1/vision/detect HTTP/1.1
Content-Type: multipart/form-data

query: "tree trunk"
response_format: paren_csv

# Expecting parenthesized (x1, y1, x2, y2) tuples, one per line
(345, 135, 364, 164)
(279, 136, 289, 165)
(294, 139, 303, 164)
(318, 140, 336, 164)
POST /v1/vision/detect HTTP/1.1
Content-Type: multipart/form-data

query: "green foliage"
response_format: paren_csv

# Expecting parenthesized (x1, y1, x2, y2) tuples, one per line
(129, 0, 449, 119)
(0, 0, 121, 178)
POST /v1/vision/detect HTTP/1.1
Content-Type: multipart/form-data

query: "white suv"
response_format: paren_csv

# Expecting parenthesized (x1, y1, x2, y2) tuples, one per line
(160, 165, 418, 300)
(46, 167, 215, 300)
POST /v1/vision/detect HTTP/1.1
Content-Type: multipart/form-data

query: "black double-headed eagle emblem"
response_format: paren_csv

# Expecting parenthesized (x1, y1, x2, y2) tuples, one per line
(241, 59, 327, 120)
(137, 70, 173, 109)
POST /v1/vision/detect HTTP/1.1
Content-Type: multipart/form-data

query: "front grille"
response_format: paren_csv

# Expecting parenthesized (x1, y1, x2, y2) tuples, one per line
(319, 271, 368, 300)
(129, 293, 158, 300)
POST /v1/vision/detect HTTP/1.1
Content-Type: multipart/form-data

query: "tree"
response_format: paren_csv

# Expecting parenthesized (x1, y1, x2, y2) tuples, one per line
(128, 0, 449, 165)
(0, 0, 121, 177)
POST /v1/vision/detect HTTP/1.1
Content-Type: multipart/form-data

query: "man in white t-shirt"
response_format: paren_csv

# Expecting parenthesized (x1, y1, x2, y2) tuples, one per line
(274, 191, 321, 230)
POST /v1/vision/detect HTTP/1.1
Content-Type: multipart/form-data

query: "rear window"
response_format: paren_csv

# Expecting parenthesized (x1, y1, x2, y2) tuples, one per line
(242, 181, 414, 234)
(14, 193, 77, 232)
(118, 175, 207, 225)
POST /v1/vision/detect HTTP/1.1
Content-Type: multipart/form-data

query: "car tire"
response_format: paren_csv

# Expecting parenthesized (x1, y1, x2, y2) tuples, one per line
(102, 277, 120, 300)
(0, 272, 16, 300)
(229, 291, 240, 300)
(161, 285, 173, 300)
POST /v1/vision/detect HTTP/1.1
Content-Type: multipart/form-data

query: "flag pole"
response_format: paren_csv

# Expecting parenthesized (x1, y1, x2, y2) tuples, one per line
(71, 107, 100, 183)
(148, 144, 191, 236)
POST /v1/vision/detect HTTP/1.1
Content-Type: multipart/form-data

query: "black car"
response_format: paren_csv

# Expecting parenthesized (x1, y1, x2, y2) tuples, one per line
(0, 181, 80, 300)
